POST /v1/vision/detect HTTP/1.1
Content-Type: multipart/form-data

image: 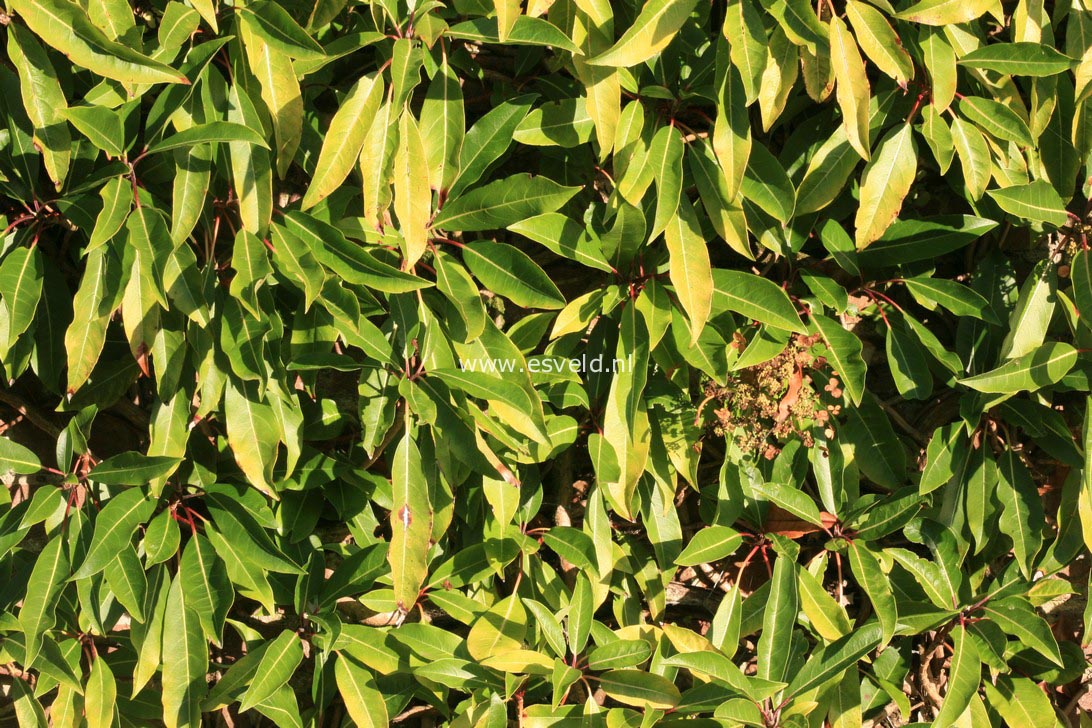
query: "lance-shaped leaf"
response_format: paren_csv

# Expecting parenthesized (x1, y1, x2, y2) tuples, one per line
(598, 670, 681, 709)
(933, 626, 982, 725)
(756, 553, 798, 683)
(6, 26, 70, 188)
(239, 1, 325, 61)
(146, 122, 268, 154)
(958, 342, 1076, 393)
(588, 0, 700, 67)
(180, 534, 231, 646)
(419, 59, 463, 192)
(89, 453, 182, 485)
(0, 245, 43, 355)
(897, 0, 995, 24)
(388, 428, 432, 612)
(0, 437, 41, 475)
(958, 43, 1076, 77)
(161, 576, 208, 727)
(239, 631, 303, 712)
(855, 124, 917, 248)
(302, 73, 384, 210)
(224, 380, 281, 497)
(334, 656, 388, 728)
(73, 488, 156, 579)
(461, 240, 566, 309)
(996, 450, 1044, 578)
(433, 174, 580, 232)
(829, 15, 870, 160)
(242, 28, 303, 179)
(711, 269, 805, 332)
(664, 197, 713, 340)
(10, 0, 188, 84)
(845, 0, 913, 85)
(393, 111, 430, 266)
(19, 535, 69, 667)
(449, 94, 536, 196)
(847, 541, 897, 645)
(675, 525, 742, 566)
(987, 180, 1070, 227)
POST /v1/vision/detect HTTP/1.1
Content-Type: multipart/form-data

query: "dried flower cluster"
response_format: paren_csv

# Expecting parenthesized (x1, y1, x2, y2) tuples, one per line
(706, 333, 843, 458)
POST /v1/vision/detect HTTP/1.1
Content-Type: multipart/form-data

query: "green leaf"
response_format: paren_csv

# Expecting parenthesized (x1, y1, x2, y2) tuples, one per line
(598, 669, 682, 709)
(829, 15, 870, 160)
(902, 277, 996, 321)
(756, 553, 798, 683)
(981, 598, 1063, 667)
(542, 527, 597, 570)
(224, 380, 281, 498)
(508, 213, 612, 272)
(855, 124, 917, 248)
(239, 631, 303, 712)
(449, 94, 536, 196)
(461, 240, 566, 310)
(586, 640, 652, 670)
(146, 122, 268, 154)
(73, 488, 156, 579)
(10, 0, 188, 84)
(711, 270, 805, 332)
(741, 142, 795, 221)
(932, 626, 982, 725)
(675, 525, 743, 566)
(1074, 250, 1092, 324)
(847, 541, 897, 645)
(85, 658, 116, 728)
(239, 1, 325, 60)
(810, 314, 867, 405)
(950, 118, 991, 201)
(987, 180, 1070, 226)
(161, 575, 207, 727)
(388, 427, 432, 612)
(89, 452, 182, 485)
(467, 593, 528, 659)
(445, 17, 581, 54)
(434, 174, 580, 232)
(845, 0, 913, 84)
(180, 534, 231, 646)
(393, 111, 430, 266)
(785, 622, 882, 697)
(0, 436, 41, 475)
(19, 535, 69, 667)
(959, 97, 1035, 147)
(958, 342, 1076, 393)
(982, 676, 1057, 728)
(996, 451, 1044, 579)
(958, 43, 1076, 76)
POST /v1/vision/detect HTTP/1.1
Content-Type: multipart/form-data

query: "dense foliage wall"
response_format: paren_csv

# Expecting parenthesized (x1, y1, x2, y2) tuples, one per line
(0, 0, 1090, 724)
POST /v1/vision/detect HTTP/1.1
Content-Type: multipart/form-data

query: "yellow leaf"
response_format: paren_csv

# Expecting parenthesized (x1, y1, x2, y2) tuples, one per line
(829, 16, 871, 160)
(855, 124, 917, 248)
(393, 111, 430, 266)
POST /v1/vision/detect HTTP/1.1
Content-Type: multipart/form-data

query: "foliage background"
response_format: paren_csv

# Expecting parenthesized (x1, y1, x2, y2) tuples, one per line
(0, 0, 1091, 724)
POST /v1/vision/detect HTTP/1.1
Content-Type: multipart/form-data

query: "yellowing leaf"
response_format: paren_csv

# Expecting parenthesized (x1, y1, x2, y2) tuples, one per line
(588, 0, 699, 67)
(855, 124, 917, 248)
(829, 16, 870, 160)
(393, 111, 430, 267)
(664, 197, 713, 340)
(388, 427, 432, 612)
(302, 73, 384, 210)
